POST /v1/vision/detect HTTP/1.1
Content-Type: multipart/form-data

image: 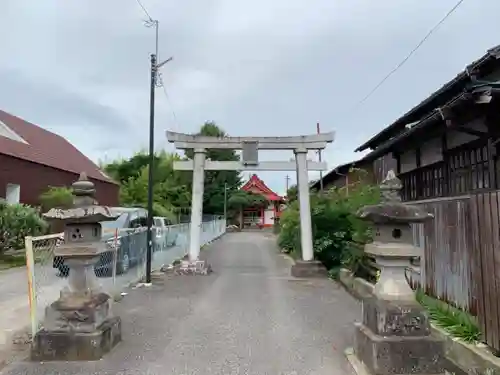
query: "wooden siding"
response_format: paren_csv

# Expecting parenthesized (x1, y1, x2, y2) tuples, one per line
(404, 192, 500, 352)
(373, 154, 396, 184)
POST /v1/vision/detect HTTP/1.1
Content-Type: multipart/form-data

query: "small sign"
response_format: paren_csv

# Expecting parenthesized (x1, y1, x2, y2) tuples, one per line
(242, 141, 259, 166)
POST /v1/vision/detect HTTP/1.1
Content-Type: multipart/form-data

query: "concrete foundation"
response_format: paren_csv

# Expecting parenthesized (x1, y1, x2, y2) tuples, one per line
(291, 260, 328, 278)
(31, 316, 121, 361)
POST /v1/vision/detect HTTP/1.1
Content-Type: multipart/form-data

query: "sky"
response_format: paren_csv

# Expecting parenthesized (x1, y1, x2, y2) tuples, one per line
(0, 0, 499, 195)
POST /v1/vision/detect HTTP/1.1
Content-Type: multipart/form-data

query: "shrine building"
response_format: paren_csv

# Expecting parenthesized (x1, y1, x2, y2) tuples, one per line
(240, 174, 285, 228)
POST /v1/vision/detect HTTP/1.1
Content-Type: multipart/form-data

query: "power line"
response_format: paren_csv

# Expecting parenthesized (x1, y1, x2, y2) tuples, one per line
(132, 0, 178, 129)
(158, 74, 180, 130)
(134, 0, 153, 22)
(349, 0, 466, 112)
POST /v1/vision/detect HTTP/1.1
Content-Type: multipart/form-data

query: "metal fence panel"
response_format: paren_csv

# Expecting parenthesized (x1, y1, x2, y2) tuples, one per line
(24, 218, 226, 337)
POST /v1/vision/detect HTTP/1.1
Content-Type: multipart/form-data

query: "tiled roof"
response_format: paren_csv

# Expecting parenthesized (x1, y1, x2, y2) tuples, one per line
(0, 110, 117, 184)
(241, 174, 282, 201)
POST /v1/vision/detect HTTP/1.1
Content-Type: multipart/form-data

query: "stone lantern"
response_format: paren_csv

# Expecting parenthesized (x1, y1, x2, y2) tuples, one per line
(348, 170, 446, 375)
(31, 173, 122, 361)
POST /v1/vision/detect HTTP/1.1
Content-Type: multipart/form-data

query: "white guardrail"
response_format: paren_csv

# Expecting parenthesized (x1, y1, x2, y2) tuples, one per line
(24, 218, 226, 337)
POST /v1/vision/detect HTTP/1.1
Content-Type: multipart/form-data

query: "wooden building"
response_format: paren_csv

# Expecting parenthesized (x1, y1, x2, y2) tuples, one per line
(0, 110, 119, 207)
(354, 45, 500, 352)
(310, 155, 395, 192)
(240, 174, 284, 228)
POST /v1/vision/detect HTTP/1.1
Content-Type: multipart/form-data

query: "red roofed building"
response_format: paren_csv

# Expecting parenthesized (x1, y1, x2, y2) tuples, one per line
(0, 110, 119, 206)
(240, 174, 285, 228)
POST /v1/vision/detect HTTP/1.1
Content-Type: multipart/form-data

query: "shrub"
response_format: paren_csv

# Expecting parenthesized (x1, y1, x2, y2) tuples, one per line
(39, 186, 73, 211)
(0, 202, 48, 253)
(277, 200, 301, 253)
(277, 181, 380, 275)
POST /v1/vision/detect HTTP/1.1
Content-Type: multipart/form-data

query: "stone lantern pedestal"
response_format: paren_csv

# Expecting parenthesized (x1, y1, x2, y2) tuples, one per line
(346, 171, 446, 375)
(31, 173, 122, 361)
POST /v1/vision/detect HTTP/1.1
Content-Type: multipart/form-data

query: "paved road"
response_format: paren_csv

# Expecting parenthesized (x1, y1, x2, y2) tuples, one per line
(2, 231, 359, 375)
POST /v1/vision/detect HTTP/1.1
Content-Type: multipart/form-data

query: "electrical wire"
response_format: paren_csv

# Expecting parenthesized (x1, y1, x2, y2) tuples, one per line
(135, 0, 154, 22)
(158, 74, 180, 130)
(349, 0, 466, 112)
(133, 0, 179, 130)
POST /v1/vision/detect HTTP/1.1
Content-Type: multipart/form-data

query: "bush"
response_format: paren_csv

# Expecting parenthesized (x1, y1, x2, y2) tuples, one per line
(0, 202, 48, 253)
(277, 181, 380, 275)
(277, 200, 301, 253)
(39, 186, 73, 211)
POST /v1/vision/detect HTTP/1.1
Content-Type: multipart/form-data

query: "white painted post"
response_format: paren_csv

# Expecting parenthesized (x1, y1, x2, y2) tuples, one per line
(188, 149, 206, 261)
(295, 149, 314, 261)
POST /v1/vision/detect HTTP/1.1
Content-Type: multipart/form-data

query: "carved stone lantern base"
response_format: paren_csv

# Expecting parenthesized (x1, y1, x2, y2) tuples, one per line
(31, 316, 121, 362)
(290, 260, 328, 278)
(30, 253, 122, 361)
(351, 296, 446, 375)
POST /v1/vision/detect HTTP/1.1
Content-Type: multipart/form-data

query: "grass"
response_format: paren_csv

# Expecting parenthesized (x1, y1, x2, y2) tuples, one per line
(416, 288, 481, 343)
(0, 253, 27, 269)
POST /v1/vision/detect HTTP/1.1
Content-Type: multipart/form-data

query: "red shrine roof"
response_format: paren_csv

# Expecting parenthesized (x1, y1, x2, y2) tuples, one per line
(241, 174, 283, 201)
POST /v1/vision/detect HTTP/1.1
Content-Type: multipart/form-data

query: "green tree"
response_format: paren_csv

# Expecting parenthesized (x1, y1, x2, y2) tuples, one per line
(286, 184, 298, 202)
(105, 150, 190, 220)
(104, 151, 160, 184)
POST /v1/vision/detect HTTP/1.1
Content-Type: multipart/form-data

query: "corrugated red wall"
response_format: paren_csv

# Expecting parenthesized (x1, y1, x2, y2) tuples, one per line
(0, 154, 119, 207)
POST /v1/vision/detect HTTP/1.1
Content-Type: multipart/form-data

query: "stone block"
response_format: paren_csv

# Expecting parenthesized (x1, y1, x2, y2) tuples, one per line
(291, 260, 328, 278)
(362, 296, 431, 337)
(44, 293, 112, 332)
(31, 316, 121, 361)
(354, 322, 445, 375)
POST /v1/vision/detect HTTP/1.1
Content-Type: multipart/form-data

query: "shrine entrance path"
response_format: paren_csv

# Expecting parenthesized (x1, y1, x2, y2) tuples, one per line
(1, 231, 358, 375)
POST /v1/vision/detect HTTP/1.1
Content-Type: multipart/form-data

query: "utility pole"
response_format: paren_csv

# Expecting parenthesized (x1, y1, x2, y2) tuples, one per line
(316, 122, 324, 193)
(224, 183, 228, 221)
(285, 175, 290, 193)
(145, 53, 173, 285)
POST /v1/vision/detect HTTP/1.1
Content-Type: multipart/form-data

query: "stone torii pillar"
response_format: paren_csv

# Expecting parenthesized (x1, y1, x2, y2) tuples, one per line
(189, 148, 206, 262)
(294, 147, 314, 262)
(166, 131, 334, 275)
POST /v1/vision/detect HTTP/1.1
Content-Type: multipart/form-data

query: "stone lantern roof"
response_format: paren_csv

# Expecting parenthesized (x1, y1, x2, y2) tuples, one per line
(43, 172, 119, 224)
(356, 170, 433, 224)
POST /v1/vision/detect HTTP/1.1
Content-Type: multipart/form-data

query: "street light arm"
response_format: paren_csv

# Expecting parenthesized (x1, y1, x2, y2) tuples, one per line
(156, 56, 173, 70)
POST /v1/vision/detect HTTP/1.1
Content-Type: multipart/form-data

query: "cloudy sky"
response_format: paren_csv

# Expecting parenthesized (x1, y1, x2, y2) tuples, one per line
(0, 0, 498, 194)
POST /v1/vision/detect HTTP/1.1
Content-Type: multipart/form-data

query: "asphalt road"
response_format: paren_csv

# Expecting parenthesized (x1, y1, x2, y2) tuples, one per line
(2, 231, 359, 375)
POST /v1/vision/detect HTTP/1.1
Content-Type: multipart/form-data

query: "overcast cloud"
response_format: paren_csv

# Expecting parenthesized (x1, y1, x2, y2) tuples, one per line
(0, 0, 498, 194)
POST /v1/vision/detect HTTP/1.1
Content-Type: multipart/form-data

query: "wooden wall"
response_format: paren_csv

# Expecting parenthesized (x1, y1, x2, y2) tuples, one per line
(406, 192, 500, 353)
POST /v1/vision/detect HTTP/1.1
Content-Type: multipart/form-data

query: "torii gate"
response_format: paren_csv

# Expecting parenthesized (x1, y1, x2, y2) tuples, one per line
(166, 131, 335, 272)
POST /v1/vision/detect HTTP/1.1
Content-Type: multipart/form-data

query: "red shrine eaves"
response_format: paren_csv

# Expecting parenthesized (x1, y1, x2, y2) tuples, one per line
(240, 174, 282, 201)
(239, 174, 284, 228)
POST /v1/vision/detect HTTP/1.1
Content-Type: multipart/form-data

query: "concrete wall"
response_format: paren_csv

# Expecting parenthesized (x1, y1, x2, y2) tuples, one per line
(0, 154, 119, 207)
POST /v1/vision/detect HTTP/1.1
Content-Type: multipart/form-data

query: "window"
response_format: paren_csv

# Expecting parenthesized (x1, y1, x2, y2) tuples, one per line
(399, 138, 495, 201)
(129, 216, 147, 228)
(6, 184, 20, 204)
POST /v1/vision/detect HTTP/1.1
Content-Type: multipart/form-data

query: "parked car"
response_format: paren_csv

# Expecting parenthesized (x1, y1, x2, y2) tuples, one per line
(53, 207, 149, 277)
(153, 216, 178, 251)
